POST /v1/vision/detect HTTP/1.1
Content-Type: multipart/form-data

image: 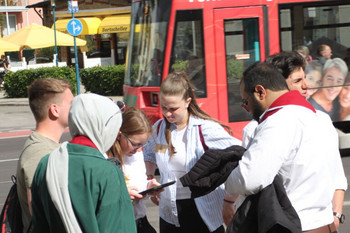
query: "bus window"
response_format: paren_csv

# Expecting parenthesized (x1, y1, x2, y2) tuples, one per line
(125, 0, 171, 87)
(280, 4, 350, 58)
(224, 18, 260, 122)
(169, 10, 207, 98)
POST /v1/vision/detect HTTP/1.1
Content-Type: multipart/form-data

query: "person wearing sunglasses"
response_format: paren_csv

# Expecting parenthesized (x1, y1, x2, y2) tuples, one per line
(239, 52, 346, 231)
(226, 62, 346, 232)
(242, 51, 309, 148)
(107, 107, 160, 233)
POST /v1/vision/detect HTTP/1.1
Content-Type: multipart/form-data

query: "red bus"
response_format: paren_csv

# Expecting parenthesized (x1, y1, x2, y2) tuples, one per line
(123, 0, 350, 141)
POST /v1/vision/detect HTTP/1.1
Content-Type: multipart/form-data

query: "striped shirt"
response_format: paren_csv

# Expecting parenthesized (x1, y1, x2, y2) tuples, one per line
(144, 115, 241, 231)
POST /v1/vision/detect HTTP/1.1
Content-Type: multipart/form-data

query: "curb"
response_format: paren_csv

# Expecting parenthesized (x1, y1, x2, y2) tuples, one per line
(0, 128, 70, 139)
(0, 96, 123, 106)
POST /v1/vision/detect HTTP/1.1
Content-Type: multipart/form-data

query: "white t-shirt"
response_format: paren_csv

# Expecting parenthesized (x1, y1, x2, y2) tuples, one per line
(123, 151, 148, 220)
(169, 126, 191, 199)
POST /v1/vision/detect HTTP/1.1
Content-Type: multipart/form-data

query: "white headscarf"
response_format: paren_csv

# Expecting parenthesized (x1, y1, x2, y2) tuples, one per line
(46, 93, 122, 233)
(68, 93, 122, 153)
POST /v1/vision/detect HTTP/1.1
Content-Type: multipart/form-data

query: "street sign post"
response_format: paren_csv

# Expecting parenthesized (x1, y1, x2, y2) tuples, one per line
(67, 0, 81, 94)
(67, 19, 83, 36)
(68, 0, 79, 13)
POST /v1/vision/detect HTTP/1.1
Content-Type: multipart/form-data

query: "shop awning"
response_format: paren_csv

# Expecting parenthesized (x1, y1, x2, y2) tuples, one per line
(53, 17, 102, 35)
(98, 15, 130, 34)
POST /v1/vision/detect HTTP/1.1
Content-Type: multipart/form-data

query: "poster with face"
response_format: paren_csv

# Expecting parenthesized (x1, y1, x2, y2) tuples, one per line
(307, 58, 348, 122)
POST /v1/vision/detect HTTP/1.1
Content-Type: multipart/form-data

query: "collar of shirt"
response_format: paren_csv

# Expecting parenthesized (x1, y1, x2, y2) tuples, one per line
(259, 90, 316, 123)
(70, 135, 98, 150)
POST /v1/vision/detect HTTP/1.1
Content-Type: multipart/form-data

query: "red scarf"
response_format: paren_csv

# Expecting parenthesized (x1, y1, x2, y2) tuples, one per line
(70, 135, 98, 150)
(260, 90, 316, 123)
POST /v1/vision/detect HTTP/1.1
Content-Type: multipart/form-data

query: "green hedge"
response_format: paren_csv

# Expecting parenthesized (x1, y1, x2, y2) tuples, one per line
(3, 66, 77, 98)
(80, 65, 124, 96)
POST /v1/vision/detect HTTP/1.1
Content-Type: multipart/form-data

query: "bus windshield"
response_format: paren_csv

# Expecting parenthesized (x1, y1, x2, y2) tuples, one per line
(125, 0, 171, 87)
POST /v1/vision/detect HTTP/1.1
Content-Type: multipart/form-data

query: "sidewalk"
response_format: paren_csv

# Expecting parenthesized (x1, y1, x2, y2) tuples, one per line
(0, 90, 123, 106)
(0, 89, 122, 135)
(0, 90, 28, 105)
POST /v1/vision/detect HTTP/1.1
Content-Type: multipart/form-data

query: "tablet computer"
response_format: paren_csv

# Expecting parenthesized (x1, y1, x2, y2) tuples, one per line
(139, 180, 176, 195)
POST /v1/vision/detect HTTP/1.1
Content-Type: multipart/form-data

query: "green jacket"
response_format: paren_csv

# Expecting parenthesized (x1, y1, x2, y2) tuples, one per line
(31, 143, 136, 233)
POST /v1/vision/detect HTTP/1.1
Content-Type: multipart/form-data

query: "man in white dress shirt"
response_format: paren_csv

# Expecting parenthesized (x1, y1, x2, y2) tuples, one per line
(225, 62, 347, 232)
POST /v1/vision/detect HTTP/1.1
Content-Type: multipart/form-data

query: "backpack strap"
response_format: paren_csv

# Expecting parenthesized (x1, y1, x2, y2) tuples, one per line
(198, 125, 208, 151)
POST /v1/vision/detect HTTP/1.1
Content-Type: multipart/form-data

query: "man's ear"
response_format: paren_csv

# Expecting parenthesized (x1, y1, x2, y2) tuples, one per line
(49, 104, 59, 119)
(254, 85, 266, 100)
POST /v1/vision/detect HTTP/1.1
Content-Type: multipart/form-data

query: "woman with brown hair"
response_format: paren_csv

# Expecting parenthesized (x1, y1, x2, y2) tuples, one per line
(143, 72, 241, 233)
(108, 106, 160, 233)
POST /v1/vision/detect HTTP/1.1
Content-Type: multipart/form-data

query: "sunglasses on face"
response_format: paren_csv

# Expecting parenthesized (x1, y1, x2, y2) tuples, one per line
(241, 96, 249, 112)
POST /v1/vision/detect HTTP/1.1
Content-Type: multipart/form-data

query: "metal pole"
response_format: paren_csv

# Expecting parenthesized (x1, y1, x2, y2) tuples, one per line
(52, 3, 58, 67)
(72, 11, 80, 94)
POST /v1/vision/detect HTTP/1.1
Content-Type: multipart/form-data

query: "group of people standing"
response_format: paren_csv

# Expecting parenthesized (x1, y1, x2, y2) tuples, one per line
(15, 47, 347, 233)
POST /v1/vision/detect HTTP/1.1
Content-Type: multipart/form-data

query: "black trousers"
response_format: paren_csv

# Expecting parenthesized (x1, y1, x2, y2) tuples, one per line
(159, 199, 224, 233)
(136, 216, 157, 233)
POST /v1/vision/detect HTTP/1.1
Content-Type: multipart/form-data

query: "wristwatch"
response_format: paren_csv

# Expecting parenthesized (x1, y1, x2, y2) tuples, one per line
(333, 212, 345, 224)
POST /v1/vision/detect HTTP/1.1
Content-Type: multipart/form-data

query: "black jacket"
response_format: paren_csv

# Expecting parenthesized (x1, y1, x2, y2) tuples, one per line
(226, 176, 301, 233)
(180, 145, 301, 233)
(180, 145, 245, 198)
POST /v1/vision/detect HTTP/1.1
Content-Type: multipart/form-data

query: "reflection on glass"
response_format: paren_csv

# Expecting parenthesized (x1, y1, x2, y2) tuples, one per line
(339, 74, 350, 121)
(305, 61, 323, 98)
(169, 10, 207, 98)
(224, 18, 259, 122)
(125, 0, 171, 87)
(307, 58, 348, 121)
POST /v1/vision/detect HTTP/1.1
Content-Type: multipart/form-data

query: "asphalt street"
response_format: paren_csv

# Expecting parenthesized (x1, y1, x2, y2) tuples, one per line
(0, 90, 350, 232)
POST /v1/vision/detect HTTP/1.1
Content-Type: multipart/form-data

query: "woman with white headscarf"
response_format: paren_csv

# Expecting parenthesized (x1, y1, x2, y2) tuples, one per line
(31, 93, 136, 233)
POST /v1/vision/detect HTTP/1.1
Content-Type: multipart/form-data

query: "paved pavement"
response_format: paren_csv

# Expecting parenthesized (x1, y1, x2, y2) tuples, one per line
(0, 89, 123, 134)
(0, 89, 123, 106)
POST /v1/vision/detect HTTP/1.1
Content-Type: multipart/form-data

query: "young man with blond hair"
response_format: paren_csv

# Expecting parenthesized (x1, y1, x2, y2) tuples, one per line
(16, 78, 74, 232)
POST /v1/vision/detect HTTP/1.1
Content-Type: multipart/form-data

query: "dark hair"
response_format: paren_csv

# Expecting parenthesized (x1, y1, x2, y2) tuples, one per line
(265, 51, 306, 79)
(241, 62, 288, 95)
(160, 72, 232, 156)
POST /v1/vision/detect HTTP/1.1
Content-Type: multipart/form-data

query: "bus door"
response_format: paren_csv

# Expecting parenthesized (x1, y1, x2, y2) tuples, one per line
(213, 6, 268, 139)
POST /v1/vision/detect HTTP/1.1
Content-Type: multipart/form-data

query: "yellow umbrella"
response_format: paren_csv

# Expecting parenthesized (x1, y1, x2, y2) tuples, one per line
(0, 38, 20, 52)
(3, 23, 86, 49)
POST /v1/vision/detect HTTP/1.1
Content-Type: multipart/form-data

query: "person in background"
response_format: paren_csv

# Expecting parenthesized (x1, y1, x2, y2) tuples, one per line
(226, 62, 347, 232)
(0, 55, 10, 89)
(315, 44, 332, 66)
(144, 72, 241, 233)
(305, 61, 323, 98)
(339, 74, 350, 121)
(308, 58, 348, 121)
(107, 106, 160, 233)
(0, 55, 10, 72)
(295, 45, 312, 64)
(16, 78, 73, 233)
(31, 93, 136, 233)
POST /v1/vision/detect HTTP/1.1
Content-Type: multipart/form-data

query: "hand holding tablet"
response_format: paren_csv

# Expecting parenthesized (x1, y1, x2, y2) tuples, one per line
(139, 180, 176, 195)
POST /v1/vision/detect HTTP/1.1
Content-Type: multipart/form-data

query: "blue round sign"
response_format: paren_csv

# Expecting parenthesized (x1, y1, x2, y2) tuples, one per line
(67, 19, 83, 36)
